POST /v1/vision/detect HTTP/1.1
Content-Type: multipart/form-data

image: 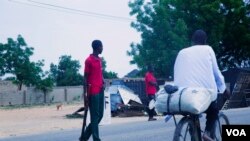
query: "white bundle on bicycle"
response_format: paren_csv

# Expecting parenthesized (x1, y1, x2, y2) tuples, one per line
(155, 85, 215, 115)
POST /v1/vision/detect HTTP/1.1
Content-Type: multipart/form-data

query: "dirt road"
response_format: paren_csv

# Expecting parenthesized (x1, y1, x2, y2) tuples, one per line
(0, 103, 149, 138)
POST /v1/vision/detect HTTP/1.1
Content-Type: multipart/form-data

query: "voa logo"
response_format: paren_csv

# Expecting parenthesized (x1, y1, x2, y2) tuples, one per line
(226, 129, 246, 136)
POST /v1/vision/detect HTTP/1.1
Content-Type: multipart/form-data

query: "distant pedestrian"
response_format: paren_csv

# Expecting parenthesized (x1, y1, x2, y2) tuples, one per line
(80, 40, 105, 141)
(144, 64, 158, 121)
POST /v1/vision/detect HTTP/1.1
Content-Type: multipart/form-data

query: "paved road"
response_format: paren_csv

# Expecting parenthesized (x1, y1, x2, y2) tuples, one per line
(1, 107, 250, 141)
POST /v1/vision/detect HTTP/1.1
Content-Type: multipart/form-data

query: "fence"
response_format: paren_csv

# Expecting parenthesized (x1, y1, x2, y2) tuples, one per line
(2, 78, 232, 108)
(0, 79, 168, 106)
(0, 81, 83, 106)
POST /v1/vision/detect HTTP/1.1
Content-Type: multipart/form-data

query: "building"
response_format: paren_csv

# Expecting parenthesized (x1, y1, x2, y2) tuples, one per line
(220, 68, 250, 109)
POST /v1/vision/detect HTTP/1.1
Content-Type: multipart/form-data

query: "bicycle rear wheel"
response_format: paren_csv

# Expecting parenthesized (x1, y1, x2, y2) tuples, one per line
(214, 112, 230, 141)
(173, 116, 196, 141)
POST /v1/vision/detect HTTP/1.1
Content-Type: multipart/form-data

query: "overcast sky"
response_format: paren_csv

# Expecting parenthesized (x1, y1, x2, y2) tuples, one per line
(0, 0, 141, 78)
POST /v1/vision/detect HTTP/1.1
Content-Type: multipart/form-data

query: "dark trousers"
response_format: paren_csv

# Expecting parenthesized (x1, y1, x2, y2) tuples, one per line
(83, 91, 104, 141)
(204, 100, 219, 138)
(146, 95, 156, 118)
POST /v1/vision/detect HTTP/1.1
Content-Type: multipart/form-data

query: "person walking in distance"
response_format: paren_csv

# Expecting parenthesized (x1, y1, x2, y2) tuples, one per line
(174, 29, 230, 140)
(80, 40, 104, 141)
(145, 64, 158, 121)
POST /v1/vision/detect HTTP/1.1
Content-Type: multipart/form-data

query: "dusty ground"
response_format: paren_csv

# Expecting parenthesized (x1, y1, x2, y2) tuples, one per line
(0, 103, 150, 138)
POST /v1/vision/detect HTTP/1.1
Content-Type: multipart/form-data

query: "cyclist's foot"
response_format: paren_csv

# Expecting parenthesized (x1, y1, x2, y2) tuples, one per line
(148, 117, 157, 121)
(202, 132, 214, 141)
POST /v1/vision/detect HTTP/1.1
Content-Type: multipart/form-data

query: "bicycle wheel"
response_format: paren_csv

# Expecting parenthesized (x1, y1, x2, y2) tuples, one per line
(214, 112, 230, 141)
(173, 116, 196, 141)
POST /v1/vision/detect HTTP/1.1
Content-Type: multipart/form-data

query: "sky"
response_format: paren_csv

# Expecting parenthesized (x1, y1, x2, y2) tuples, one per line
(0, 0, 141, 78)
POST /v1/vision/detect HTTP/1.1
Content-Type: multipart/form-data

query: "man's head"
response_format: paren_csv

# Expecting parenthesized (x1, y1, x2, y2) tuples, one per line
(92, 40, 103, 54)
(147, 64, 154, 72)
(191, 29, 207, 45)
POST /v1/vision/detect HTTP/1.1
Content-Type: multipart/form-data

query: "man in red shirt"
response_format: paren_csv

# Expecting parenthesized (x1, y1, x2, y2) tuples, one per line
(145, 65, 158, 121)
(80, 40, 104, 141)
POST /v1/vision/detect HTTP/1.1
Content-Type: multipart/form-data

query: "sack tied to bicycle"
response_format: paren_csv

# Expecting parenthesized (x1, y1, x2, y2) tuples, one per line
(154, 84, 230, 141)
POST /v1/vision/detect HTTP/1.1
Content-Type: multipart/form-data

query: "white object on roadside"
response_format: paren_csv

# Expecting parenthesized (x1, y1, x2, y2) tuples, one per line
(148, 99, 155, 110)
(118, 87, 142, 105)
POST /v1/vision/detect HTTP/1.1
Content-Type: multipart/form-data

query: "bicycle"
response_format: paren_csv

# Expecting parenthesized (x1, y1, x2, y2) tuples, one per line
(170, 111, 230, 141)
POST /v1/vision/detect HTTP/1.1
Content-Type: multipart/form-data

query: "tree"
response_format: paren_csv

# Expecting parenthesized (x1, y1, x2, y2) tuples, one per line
(0, 43, 5, 76)
(101, 57, 118, 79)
(217, 0, 250, 68)
(128, 0, 188, 78)
(0, 35, 46, 89)
(128, 0, 250, 77)
(35, 74, 54, 103)
(50, 55, 82, 86)
(169, 0, 250, 69)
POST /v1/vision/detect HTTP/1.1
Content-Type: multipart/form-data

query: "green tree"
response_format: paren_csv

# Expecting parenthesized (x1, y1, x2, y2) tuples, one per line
(128, 0, 188, 78)
(170, 0, 250, 69)
(0, 35, 42, 88)
(217, 0, 250, 68)
(35, 73, 54, 103)
(50, 55, 82, 86)
(0, 43, 5, 76)
(128, 0, 250, 77)
(49, 56, 118, 86)
(49, 63, 58, 83)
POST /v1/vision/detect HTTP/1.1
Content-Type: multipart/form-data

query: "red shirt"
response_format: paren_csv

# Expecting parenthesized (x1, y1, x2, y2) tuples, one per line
(145, 72, 157, 95)
(84, 54, 103, 95)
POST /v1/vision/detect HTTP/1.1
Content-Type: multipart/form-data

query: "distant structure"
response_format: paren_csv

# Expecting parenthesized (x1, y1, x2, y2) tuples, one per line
(220, 67, 250, 109)
(124, 69, 140, 78)
(222, 68, 250, 92)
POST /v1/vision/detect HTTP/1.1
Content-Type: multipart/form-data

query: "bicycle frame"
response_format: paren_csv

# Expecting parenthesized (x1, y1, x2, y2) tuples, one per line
(171, 114, 203, 141)
(171, 111, 229, 141)
(191, 115, 202, 141)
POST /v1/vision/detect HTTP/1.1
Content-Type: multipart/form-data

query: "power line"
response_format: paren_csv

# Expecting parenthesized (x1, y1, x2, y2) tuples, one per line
(28, 0, 134, 21)
(8, 0, 135, 22)
(8, 0, 83, 15)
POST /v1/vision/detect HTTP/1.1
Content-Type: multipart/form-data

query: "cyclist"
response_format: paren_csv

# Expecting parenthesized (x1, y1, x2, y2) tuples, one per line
(173, 29, 230, 140)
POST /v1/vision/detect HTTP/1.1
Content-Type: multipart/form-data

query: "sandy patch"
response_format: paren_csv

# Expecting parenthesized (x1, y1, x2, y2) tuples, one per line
(0, 103, 150, 138)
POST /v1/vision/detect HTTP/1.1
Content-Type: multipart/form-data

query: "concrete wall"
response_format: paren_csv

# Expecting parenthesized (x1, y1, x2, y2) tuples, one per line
(0, 81, 83, 106)
(0, 81, 27, 106)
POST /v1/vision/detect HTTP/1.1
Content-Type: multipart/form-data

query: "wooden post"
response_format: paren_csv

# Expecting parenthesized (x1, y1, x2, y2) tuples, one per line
(64, 88, 68, 102)
(23, 90, 26, 105)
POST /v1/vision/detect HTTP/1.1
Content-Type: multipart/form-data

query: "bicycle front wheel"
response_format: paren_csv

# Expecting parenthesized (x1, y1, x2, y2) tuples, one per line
(173, 116, 196, 141)
(214, 112, 230, 141)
